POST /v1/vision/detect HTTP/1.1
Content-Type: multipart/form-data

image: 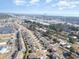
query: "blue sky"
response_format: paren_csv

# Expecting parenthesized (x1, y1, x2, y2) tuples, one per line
(0, 0, 79, 16)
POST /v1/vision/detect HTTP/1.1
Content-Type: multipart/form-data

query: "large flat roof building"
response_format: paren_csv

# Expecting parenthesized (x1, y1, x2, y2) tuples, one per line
(0, 25, 14, 34)
(0, 25, 17, 40)
(0, 24, 17, 59)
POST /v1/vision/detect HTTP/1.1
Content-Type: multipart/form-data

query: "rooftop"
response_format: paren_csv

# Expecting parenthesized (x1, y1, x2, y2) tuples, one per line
(0, 25, 15, 34)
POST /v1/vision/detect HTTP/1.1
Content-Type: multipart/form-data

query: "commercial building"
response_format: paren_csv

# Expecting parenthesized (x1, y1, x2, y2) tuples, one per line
(0, 25, 17, 59)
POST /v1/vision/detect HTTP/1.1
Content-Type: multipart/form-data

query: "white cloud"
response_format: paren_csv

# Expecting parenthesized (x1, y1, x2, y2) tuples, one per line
(13, 0, 79, 8)
(58, 0, 70, 10)
(71, 1, 79, 4)
(58, 0, 70, 7)
(30, 0, 39, 5)
(56, 0, 78, 10)
(46, 0, 52, 3)
(14, 0, 26, 5)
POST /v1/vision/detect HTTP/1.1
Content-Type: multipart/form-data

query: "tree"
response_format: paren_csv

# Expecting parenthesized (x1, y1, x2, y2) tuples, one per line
(68, 37, 74, 44)
(48, 24, 56, 31)
(48, 24, 64, 32)
(69, 47, 75, 53)
(28, 50, 32, 53)
(47, 49, 52, 53)
(53, 38, 59, 43)
(30, 25, 36, 31)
